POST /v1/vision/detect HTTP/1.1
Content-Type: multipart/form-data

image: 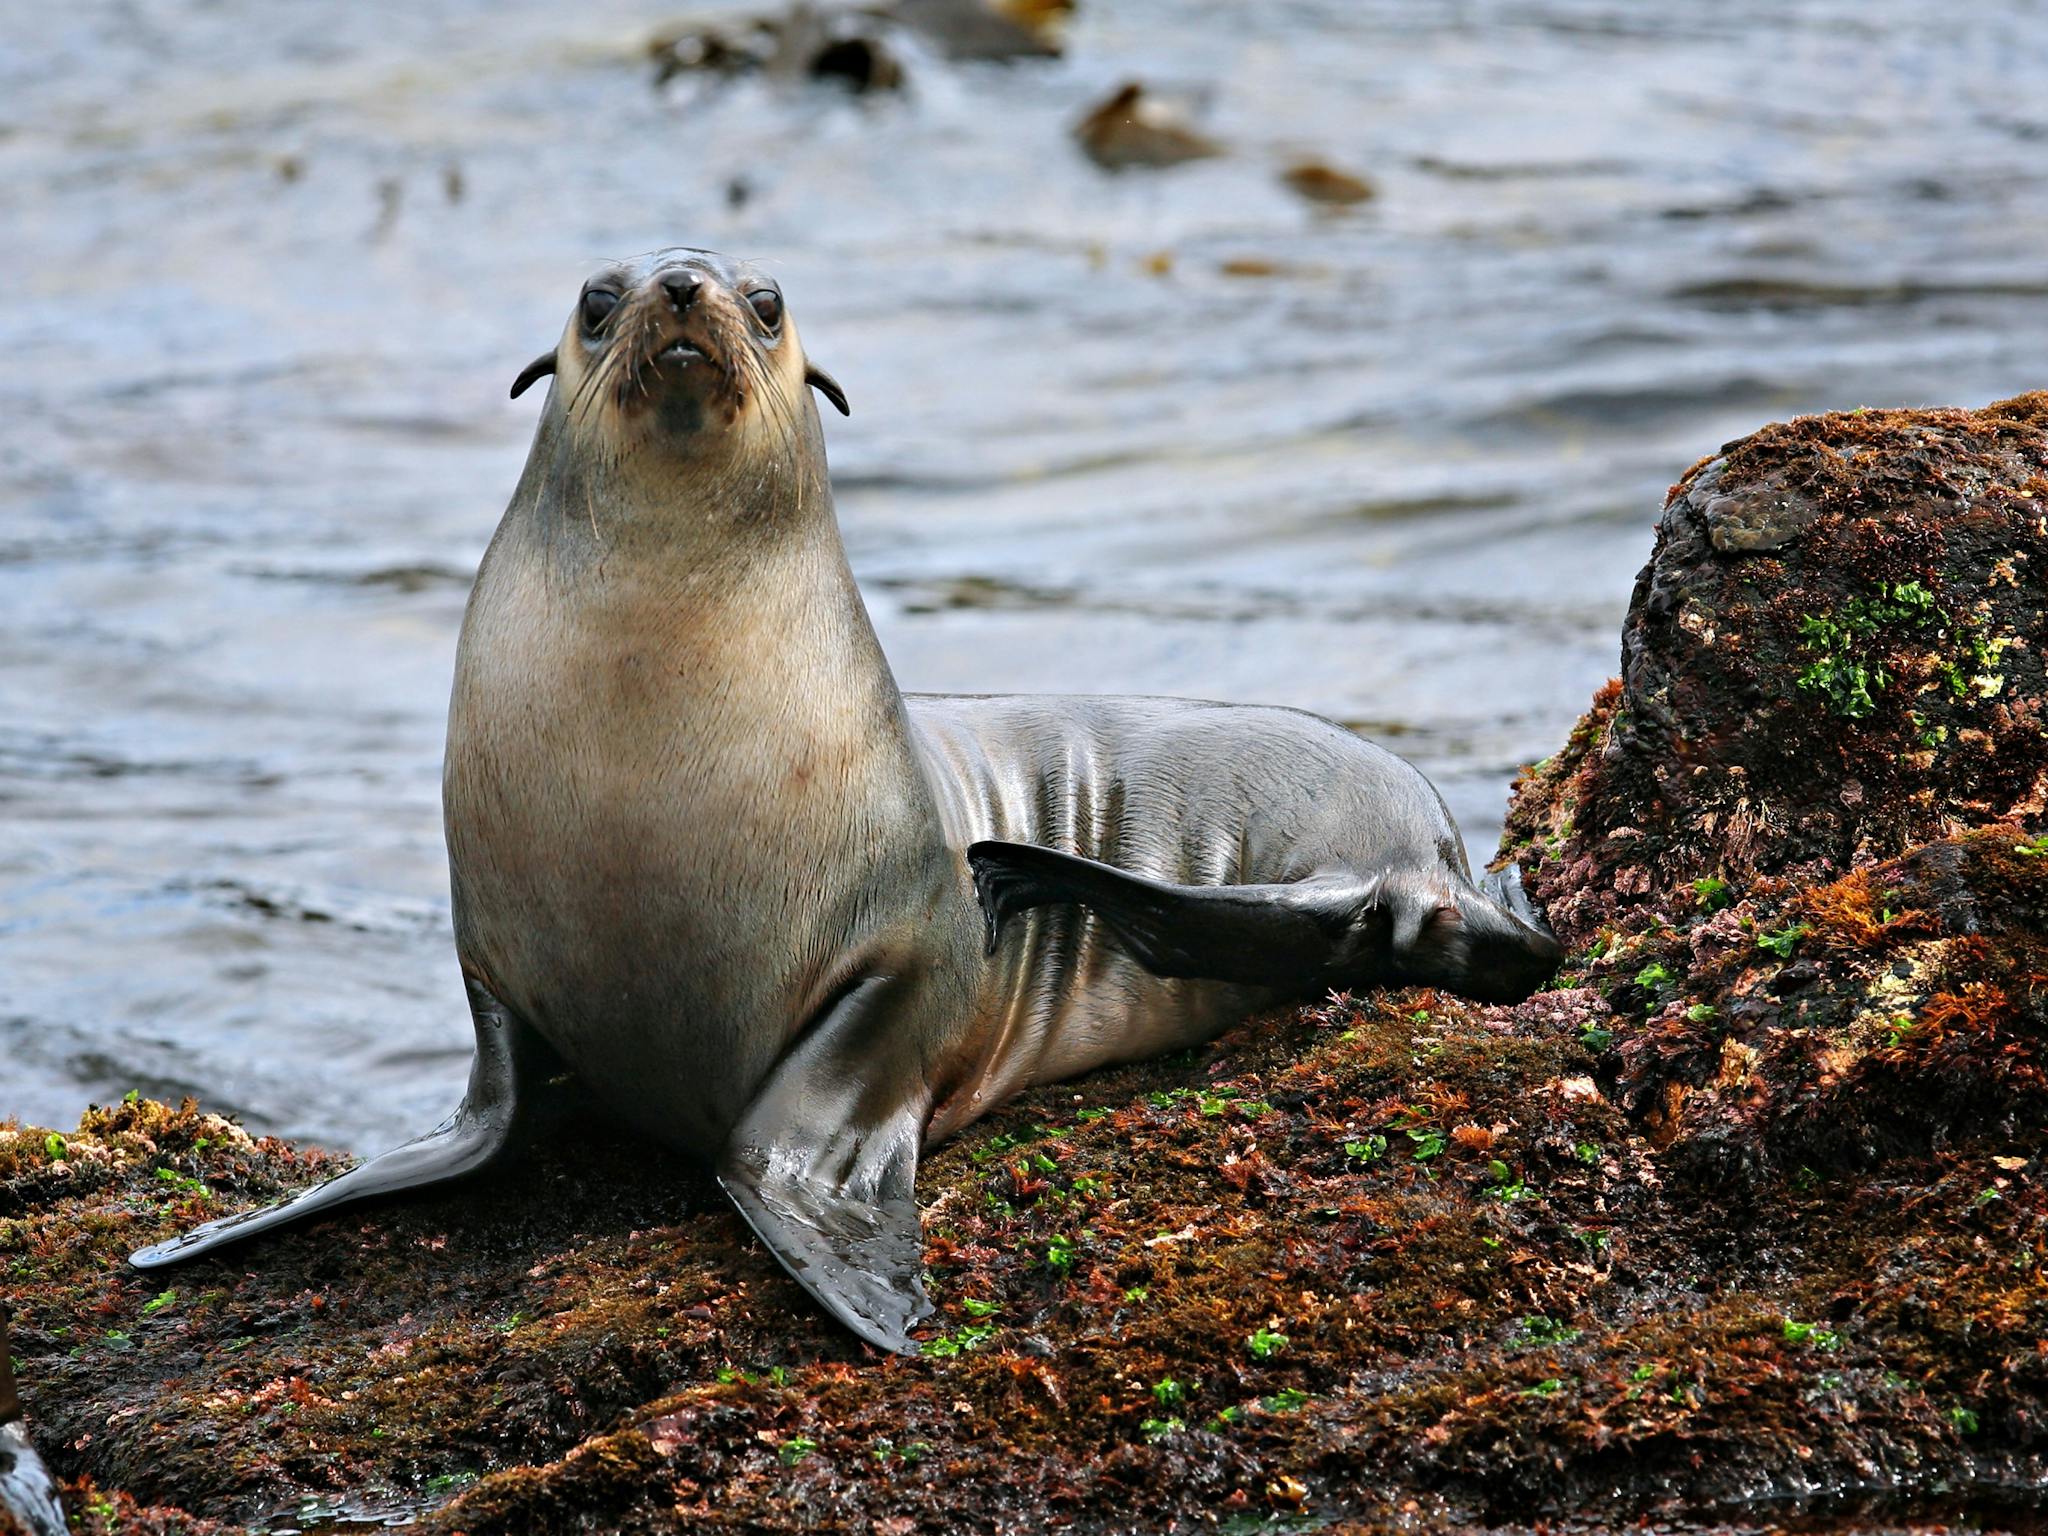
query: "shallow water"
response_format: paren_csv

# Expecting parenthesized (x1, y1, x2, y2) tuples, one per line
(2, 0, 2044, 1149)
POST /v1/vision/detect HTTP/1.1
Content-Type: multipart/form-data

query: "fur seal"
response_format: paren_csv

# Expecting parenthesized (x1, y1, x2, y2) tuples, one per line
(130, 249, 1560, 1353)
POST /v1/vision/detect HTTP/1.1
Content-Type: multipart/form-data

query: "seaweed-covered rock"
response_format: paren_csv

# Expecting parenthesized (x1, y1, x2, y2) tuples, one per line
(1504, 395, 2048, 1179)
(7, 998, 2043, 1535)
(5, 398, 2046, 1534)
(1508, 393, 2048, 943)
(1073, 82, 1223, 170)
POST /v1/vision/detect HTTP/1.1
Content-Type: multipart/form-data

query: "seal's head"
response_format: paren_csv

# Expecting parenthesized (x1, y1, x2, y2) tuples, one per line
(510, 248, 848, 452)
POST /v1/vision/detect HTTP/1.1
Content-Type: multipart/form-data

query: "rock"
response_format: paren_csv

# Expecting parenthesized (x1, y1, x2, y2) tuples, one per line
(648, 19, 769, 84)
(650, 5, 906, 93)
(1688, 458, 1823, 553)
(8, 399, 2046, 1532)
(648, 0, 1060, 91)
(803, 31, 904, 93)
(1073, 82, 1222, 171)
(990, 0, 1073, 33)
(1504, 393, 2048, 1178)
(0, 1312, 64, 1536)
(1508, 393, 2048, 939)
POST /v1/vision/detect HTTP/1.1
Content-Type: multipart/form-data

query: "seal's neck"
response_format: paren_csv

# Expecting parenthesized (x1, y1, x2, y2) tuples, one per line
(460, 402, 913, 785)
(507, 403, 840, 574)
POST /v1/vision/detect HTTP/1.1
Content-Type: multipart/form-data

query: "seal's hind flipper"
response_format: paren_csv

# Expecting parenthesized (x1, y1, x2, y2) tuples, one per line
(1480, 861, 1553, 939)
(966, 840, 1385, 989)
(717, 976, 933, 1355)
(969, 840, 1564, 1004)
(129, 979, 548, 1271)
(1444, 861, 1564, 1003)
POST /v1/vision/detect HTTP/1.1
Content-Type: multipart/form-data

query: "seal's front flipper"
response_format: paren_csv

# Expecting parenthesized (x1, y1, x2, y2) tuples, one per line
(0, 1419, 64, 1536)
(967, 840, 1385, 989)
(717, 976, 933, 1355)
(129, 979, 548, 1271)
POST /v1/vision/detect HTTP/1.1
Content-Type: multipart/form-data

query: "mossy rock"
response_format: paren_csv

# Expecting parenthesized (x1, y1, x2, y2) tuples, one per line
(1507, 393, 2048, 944)
(1503, 393, 2048, 1181)
(8, 979, 2044, 1530)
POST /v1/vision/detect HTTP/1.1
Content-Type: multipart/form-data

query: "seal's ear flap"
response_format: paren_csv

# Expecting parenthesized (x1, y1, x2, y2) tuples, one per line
(509, 352, 557, 401)
(806, 363, 850, 417)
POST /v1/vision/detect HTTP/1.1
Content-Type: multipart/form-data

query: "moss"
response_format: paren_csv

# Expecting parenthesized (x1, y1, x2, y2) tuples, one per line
(1793, 579, 1937, 718)
(48, 1477, 240, 1536)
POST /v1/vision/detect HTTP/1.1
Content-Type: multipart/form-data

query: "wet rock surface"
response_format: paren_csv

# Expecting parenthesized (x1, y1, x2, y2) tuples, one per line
(6, 400, 2046, 1532)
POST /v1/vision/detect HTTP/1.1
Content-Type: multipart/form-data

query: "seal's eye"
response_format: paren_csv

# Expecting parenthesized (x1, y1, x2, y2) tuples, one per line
(748, 289, 783, 330)
(581, 288, 620, 330)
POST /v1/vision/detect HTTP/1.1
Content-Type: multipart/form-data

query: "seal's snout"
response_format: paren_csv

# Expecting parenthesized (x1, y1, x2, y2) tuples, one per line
(647, 271, 713, 364)
(661, 270, 704, 312)
(551, 250, 821, 435)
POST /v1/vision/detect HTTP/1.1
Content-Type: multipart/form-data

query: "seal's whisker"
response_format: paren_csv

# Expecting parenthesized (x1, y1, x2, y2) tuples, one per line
(620, 302, 656, 407)
(748, 346, 794, 447)
(592, 346, 632, 419)
(566, 341, 618, 424)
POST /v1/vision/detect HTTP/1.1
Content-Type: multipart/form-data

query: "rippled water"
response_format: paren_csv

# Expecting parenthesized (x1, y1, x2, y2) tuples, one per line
(3, 0, 2044, 1149)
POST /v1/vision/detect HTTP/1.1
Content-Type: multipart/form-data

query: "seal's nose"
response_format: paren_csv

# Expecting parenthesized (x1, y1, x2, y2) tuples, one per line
(661, 271, 703, 312)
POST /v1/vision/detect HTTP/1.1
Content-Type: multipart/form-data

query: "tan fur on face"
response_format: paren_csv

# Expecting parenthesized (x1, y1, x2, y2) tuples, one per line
(549, 268, 812, 466)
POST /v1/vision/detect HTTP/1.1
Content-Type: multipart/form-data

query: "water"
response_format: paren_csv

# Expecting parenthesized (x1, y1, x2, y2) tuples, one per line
(2, 0, 2044, 1150)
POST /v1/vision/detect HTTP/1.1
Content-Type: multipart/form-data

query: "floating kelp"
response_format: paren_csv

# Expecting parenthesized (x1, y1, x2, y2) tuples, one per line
(1072, 82, 1223, 171)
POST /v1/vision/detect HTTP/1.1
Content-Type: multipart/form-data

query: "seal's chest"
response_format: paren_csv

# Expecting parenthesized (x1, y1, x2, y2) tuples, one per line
(447, 598, 901, 974)
(450, 662, 853, 911)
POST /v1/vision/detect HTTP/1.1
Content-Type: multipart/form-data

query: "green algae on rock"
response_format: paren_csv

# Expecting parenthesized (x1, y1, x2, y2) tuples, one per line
(5, 396, 2046, 1534)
